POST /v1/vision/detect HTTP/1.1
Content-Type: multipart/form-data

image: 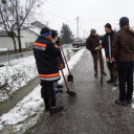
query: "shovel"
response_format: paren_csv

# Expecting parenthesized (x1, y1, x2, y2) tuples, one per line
(59, 40, 73, 82)
(57, 58, 76, 96)
(97, 50, 103, 84)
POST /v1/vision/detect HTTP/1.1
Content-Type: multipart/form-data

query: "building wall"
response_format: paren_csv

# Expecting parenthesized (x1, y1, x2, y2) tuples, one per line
(20, 29, 38, 48)
(0, 29, 38, 51)
(0, 37, 18, 50)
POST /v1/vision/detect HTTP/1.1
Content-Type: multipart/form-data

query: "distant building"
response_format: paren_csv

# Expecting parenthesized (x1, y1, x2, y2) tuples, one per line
(0, 21, 47, 51)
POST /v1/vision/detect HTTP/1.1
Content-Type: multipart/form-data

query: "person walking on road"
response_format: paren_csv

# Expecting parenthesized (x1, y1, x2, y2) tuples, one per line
(33, 27, 64, 114)
(112, 17, 134, 106)
(86, 29, 107, 77)
(96, 23, 118, 86)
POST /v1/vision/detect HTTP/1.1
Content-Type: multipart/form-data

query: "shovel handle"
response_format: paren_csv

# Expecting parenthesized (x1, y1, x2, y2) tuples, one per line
(97, 50, 102, 74)
(59, 40, 71, 75)
(57, 57, 69, 91)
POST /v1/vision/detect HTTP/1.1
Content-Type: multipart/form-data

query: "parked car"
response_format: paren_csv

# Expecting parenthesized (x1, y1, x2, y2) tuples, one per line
(72, 40, 86, 48)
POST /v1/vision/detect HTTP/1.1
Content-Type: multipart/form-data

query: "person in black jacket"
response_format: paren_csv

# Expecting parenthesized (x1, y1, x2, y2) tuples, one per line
(33, 27, 64, 114)
(96, 23, 118, 86)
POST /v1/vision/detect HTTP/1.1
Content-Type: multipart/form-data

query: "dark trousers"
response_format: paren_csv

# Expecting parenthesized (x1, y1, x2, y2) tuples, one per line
(91, 51, 104, 73)
(117, 61, 133, 101)
(107, 62, 117, 77)
(40, 81, 56, 103)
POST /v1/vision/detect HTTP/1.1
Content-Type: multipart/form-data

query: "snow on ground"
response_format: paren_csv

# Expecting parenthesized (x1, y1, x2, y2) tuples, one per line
(0, 48, 85, 134)
(0, 56, 38, 103)
(0, 48, 72, 103)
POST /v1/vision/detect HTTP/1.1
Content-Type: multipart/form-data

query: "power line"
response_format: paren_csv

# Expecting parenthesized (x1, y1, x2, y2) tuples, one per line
(79, 18, 117, 22)
(75, 17, 79, 38)
(79, 21, 88, 38)
(46, 0, 75, 18)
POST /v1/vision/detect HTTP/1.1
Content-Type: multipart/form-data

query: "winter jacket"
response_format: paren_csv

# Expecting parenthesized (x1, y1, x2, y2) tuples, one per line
(86, 35, 100, 54)
(101, 31, 115, 62)
(33, 36, 61, 81)
(112, 27, 134, 62)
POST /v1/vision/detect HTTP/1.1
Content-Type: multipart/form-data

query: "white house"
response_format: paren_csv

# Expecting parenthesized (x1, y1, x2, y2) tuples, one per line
(0, 21, 47, 51)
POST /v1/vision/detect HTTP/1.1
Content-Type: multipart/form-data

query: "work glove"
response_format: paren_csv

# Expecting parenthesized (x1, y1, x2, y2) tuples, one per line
(95, 47, 100, 51)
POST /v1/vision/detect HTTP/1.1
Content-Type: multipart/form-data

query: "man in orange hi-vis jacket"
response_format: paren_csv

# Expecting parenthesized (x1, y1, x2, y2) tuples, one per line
(33, 27, 64, 114)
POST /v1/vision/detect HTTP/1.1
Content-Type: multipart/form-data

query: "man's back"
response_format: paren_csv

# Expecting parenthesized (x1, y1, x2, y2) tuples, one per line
(112, 27, 134, 62)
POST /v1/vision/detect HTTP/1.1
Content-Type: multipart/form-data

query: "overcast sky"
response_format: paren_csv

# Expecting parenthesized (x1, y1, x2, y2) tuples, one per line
(36, 0, 134, 38)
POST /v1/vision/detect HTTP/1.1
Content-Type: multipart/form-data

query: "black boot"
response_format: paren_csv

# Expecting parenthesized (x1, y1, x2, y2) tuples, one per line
(49, 99, 64, 114)
(115, 99, 127, 106)
(43, 99, 50, 111)
(56, 84, 63, 88)
(127, 99, 132, 104)
(55, 89, 63, 94)
(94, 72, 98, 77)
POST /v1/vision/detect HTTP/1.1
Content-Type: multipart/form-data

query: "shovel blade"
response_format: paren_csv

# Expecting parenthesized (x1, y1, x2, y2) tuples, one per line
(66, 90, 76, 96)
(67, 74, 73, 82)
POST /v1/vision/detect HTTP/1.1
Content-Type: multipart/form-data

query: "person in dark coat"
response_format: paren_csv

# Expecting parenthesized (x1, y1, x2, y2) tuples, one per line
(86, 29, 106, 77)
(112, 17, 134, 106)
(51, 29, 65, 93)
(33, 27, 64, 114)
(96, 23, 118, 86)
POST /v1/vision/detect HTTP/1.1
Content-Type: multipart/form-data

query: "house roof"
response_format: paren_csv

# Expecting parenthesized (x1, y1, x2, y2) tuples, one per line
(31, 21, 48, 29)
(28, 27, 41, 35)
(0, 21, 49, 37)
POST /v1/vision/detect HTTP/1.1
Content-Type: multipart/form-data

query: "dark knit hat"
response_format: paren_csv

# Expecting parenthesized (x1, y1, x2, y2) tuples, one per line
(119, 17, 129, 28)
(40, 27, 52, 37)
(51, 29, 58, 39)
(105, 23, 112, 30)
(90, 29, 96, 35)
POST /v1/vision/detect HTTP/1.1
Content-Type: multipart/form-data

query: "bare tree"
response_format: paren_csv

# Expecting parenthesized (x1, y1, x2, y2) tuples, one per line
(0, 0, 17, 53)
(0, 0, 43, 52)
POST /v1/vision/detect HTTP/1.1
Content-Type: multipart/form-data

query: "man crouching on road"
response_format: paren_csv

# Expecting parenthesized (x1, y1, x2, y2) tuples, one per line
(86, 29, 107, 77)
(112, 17, 134, 106)
(33, 27, 64, 114)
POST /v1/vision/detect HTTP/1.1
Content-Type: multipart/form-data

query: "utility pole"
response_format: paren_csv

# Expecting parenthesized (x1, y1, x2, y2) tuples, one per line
(84, 29, 85, 39)
(75, 17, 79, 39)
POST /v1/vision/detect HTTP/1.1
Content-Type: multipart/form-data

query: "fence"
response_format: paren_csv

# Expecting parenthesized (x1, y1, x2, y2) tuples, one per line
(0, 50, 33, 65)
(0, 48, 77, 66)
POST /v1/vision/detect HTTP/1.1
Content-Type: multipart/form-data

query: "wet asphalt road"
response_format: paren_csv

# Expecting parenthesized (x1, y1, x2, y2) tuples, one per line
(25, 49, 134, 134)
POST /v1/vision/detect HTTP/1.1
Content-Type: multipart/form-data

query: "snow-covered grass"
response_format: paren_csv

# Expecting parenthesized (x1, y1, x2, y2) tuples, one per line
(0, 48, 85, 134)
(0, 56, 38, 103)
(0, 48, 73, 103)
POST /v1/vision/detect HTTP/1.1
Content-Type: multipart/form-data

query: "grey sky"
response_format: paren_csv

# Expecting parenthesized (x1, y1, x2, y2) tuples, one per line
(36, 0, 134, 38)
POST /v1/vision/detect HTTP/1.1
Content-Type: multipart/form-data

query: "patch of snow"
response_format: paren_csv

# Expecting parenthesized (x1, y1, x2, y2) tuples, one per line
(111, 87, 117, 92)
(0, 47, 73, 103)
(0, 56, 38, 103)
